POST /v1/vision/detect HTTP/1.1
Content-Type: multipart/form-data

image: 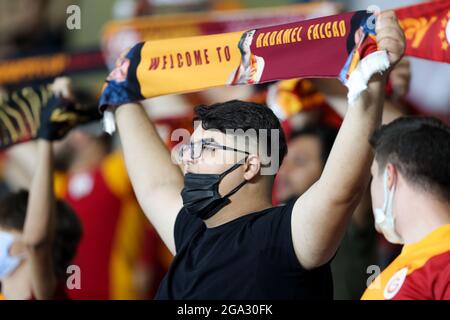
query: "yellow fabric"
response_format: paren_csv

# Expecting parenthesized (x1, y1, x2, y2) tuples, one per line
(361, 224, 450, 300)
(54, 150, 128, 199)
(274, 79, 326, 118)
(101, 151, 150, 300)
(54, 171, 68, 198)
(110, 198, 149, 300)
(137, 31, 243, 98)
(100, 151, 132, 199)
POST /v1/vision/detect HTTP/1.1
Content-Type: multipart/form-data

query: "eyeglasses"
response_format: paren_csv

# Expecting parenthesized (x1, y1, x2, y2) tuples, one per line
(179, 138, 250, 161)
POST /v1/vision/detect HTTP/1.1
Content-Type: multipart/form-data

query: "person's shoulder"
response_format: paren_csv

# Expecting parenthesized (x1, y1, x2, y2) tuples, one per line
(246, 200, 307, 271)
(252, 200, 296, 222)
(432, 252, 450, 299)
(246, 200, 297, 237)
(401, 250, 450, 300)
(423, 250, 450, 280)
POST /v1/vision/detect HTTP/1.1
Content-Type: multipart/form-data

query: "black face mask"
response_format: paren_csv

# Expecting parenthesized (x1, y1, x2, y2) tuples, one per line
(181, 162, 248, 220)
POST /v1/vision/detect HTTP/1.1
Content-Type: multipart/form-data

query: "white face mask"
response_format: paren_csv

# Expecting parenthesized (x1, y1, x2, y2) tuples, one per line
(0, 231, 22, 280)
(373, 170, 404, 244)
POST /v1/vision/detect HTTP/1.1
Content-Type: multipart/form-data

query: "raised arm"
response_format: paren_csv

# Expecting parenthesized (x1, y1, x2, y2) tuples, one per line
(22, 139, 57, 299)
(21, 77, 86, 299)
(291, 11, 406, 269)
(114, 104, 184, 255)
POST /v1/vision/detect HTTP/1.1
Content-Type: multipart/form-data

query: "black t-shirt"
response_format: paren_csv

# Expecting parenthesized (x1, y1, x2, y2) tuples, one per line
(155, 200, 333, 300)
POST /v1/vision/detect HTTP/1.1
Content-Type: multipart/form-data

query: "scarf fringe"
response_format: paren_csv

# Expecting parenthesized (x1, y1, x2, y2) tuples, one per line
(345, 50, 390, 106)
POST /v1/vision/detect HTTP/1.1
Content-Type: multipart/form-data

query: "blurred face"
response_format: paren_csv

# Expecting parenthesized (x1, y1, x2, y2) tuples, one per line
(180, 123, 254, 197)
(53, 131, 80, 171)
(276, 135, 323, 202)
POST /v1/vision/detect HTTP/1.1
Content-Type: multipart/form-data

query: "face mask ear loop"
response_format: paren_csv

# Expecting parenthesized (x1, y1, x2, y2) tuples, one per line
(386, 171, 397, 221)
(382, 169, 390, 213)
(374, 170, 390, 224)
(218, 156, 250, 198)
(223, 179, 248, 199)
(218, 156, 249, 180)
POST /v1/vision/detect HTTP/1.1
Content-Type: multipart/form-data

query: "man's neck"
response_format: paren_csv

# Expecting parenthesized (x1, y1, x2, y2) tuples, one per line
(204, 193, 272, 228)
(400, 195, 450, 244)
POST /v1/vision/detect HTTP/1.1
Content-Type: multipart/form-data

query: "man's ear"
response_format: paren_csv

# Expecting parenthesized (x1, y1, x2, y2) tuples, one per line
(243, 154, 261, 181)
(386, 163, 397, 190)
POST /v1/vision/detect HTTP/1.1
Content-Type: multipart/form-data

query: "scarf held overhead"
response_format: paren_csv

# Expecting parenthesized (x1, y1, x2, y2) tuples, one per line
(99, 11, 385, 106)
(98, 1, 449, 132)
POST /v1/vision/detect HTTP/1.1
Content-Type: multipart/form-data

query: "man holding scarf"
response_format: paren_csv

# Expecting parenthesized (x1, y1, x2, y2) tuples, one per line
(107, 11, 405, 299)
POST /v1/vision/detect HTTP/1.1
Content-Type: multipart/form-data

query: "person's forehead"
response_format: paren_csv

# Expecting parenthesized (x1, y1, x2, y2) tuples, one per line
(191, 125, 233, 145)
(289, 135, 321, 155)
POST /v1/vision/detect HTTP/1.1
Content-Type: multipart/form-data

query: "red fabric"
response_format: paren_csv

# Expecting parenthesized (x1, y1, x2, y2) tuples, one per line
(63, 168, 122, 300)
(396, 0, 450, 64)
(392, 251, 450, 300)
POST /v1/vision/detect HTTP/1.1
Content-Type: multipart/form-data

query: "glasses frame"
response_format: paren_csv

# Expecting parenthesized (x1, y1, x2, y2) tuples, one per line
(179, 138, 250, 161)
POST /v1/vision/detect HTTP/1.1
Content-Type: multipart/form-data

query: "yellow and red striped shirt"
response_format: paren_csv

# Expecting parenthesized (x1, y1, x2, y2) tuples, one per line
(55, 151, 171, 300)
(362, 224, 450, 300)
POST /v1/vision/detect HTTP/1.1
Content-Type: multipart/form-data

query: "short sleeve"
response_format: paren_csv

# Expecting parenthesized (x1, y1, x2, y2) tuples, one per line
(250, 199, 306, 272)
(174, 208, 203, 252)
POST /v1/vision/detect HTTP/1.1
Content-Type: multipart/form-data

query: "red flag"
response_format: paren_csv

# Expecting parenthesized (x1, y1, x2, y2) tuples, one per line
(396, 0, 450, 63)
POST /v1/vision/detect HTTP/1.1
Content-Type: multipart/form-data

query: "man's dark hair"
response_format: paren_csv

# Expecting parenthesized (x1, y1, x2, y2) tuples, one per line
(193, 100, 287, 170)
(0, 190, 83, 277)
(290, 125, 338, 165)
(370, 116, 450, 202)
(346, 11, 372, 54)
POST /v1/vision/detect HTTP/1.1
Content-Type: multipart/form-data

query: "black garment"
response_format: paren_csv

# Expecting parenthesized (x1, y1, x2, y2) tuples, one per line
(331, 216, 377, 299)
(155, 200, 333, 300)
